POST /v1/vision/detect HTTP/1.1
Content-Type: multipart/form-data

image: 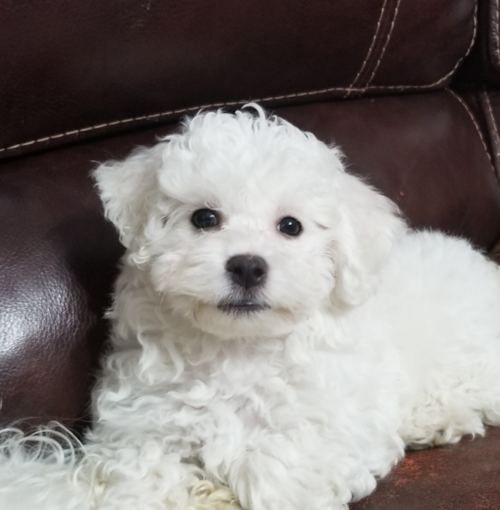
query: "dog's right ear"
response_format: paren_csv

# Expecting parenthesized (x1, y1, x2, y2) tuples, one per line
(331, 167, 407, 306)
(93, 144, 163, 249)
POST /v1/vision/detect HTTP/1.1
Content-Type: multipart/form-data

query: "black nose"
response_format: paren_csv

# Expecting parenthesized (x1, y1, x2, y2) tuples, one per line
(226, 255, 268, 290)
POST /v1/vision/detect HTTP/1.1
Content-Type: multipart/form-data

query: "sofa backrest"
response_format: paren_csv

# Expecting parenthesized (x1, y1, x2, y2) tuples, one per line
(1, 0, 476, 159)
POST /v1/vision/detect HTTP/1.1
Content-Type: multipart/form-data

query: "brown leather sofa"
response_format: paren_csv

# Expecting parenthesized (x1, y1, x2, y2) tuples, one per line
(1, 1, 499, 508)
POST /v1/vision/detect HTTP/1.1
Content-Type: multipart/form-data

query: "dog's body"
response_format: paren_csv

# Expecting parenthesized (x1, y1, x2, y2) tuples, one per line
(2, 106, 500, 510)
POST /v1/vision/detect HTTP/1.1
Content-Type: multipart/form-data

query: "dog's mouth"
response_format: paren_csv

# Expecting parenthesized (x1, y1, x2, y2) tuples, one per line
(217, 300, 270, 314)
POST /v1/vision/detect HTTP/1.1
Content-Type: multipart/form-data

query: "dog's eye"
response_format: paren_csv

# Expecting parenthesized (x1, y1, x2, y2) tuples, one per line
(191, 209, 219, 229)
(278, 217, 302, 237)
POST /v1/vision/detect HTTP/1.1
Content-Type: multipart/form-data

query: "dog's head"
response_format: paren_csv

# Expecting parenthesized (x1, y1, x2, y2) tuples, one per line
(94, 106, 406, 338)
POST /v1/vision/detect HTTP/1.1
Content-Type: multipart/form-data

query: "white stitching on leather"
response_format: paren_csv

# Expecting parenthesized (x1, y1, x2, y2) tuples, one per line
(363, 0, 401, 91)
(418, 0, 477, 88)
(0, 1, 479, 156)
(446, 88, 494, 173)
(344, 0, 390, 98)
(482, 90, 500, 165)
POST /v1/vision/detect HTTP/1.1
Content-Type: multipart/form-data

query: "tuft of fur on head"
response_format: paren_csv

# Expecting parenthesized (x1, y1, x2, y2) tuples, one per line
(94, 104, 407, 338)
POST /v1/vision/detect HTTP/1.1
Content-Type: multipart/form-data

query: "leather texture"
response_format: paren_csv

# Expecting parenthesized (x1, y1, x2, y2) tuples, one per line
(352, 426, 500, 510)
(0, 151, 123, 428)
(0, 0, 476, 159)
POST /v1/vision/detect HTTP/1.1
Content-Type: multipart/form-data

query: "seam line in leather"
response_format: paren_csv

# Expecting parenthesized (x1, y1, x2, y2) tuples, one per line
(363, 0, 402, 91)
(344, 0, 390, 98)
(481, 90, 500, 183)
(446, 88, 495, 175)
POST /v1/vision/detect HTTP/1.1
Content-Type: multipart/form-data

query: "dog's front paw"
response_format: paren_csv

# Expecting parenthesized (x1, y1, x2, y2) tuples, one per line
(186, 481, 242, 510)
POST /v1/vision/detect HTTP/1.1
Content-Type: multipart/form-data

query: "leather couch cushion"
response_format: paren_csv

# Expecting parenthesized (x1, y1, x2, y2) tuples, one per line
(352, 426, 500, 510)
(1, 0, 476, 159)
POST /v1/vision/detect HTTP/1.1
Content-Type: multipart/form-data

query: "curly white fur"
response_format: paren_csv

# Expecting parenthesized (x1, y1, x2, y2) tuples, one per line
(1, 105, 500, 510)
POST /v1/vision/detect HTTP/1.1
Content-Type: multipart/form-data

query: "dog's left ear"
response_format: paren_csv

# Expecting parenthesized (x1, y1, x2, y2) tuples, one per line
(93, 144, 164, 250)
(332, 170, 407, 306)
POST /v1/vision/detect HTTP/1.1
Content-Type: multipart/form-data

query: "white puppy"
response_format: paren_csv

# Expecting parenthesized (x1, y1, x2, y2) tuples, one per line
(2, 105, 500, 510)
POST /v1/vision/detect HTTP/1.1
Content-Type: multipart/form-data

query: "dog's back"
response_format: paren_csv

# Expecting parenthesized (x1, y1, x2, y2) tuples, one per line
(369, 230, 500, 447)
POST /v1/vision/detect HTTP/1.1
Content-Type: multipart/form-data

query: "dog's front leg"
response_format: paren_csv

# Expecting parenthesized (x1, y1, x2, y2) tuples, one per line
(78, 432, 241, 510)
(202, 437, 356, 510)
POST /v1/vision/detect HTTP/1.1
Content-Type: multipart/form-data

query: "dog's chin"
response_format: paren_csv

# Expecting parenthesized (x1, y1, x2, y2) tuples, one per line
(190, 300, 297, 339)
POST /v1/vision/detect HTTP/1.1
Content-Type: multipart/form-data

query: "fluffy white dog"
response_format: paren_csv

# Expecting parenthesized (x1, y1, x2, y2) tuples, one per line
(2, 105, 500, 510)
